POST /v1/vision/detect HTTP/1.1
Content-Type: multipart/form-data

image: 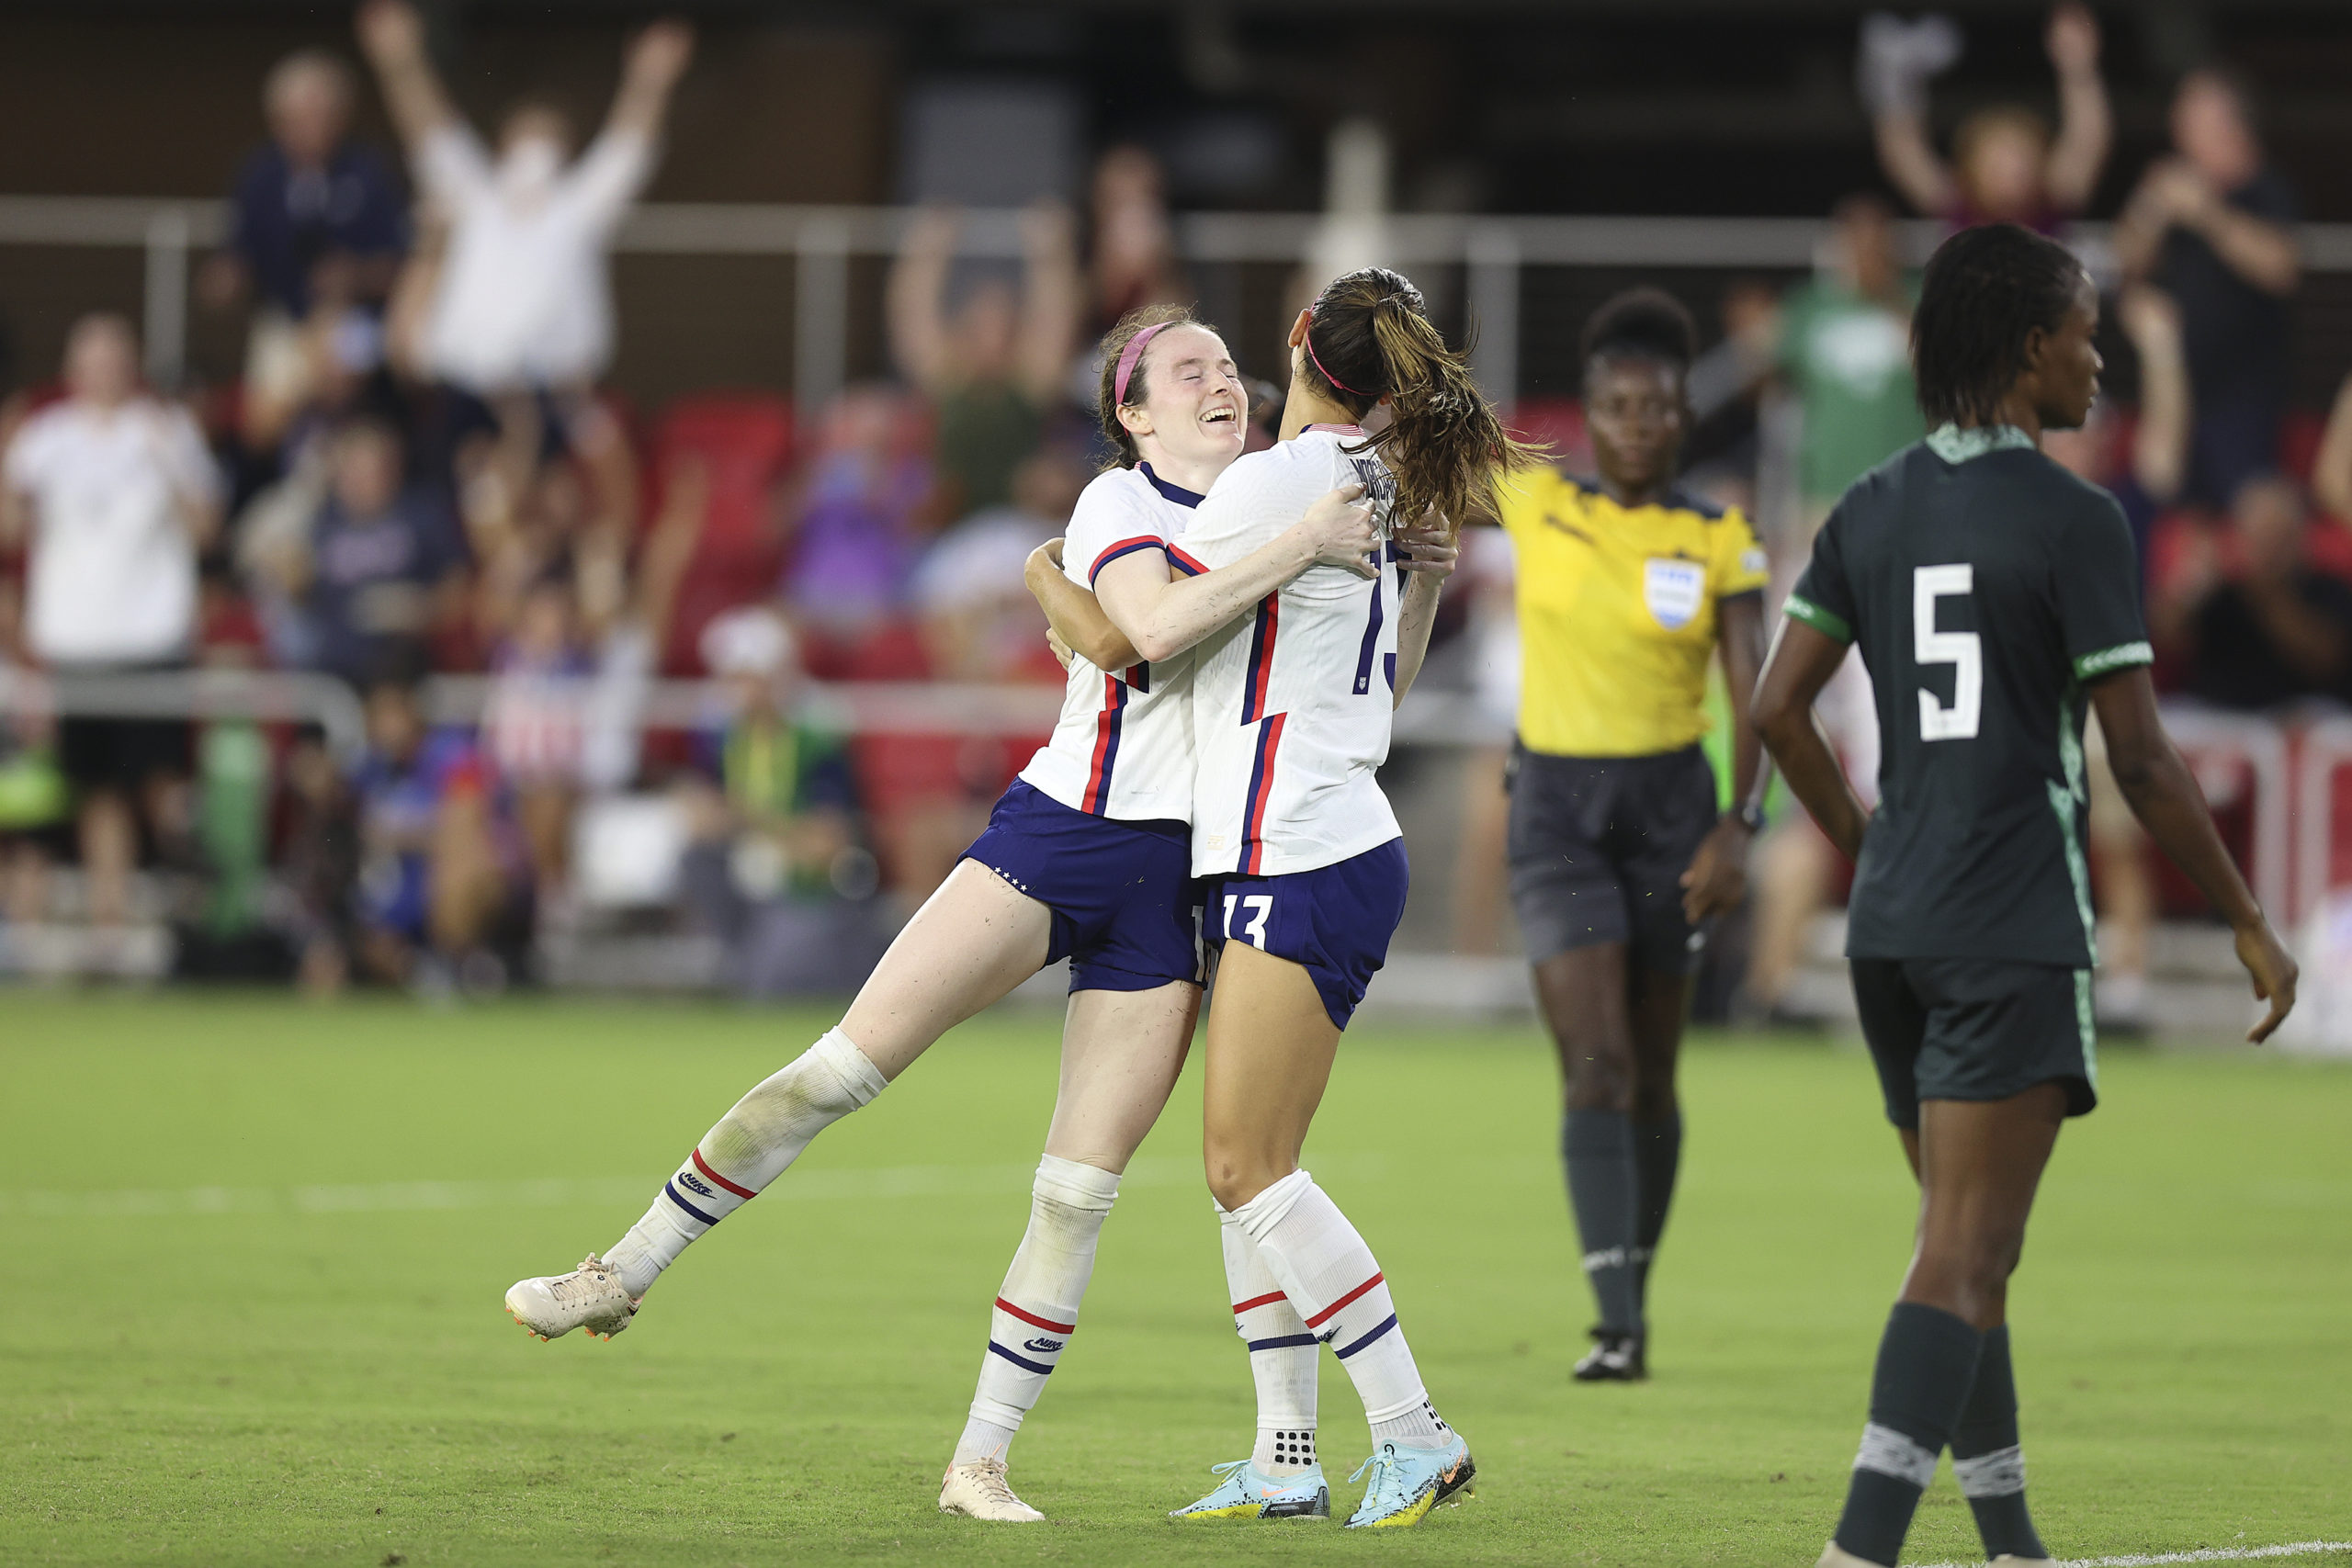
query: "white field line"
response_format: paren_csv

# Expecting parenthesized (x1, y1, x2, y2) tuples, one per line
(1916, 1543, 2351, 1568)
(0, 1153, 1402, 1220)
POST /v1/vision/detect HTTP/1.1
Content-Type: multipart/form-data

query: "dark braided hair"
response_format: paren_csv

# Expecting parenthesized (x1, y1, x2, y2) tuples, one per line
(1299, 266, 1543, 534)
(1579, 287, 1698, 379)
(1911, 223, 2088, 428)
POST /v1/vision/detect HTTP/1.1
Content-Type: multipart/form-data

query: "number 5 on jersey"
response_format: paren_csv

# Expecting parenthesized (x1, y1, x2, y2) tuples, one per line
(1223, 892, 1272, 948)
(1914, 563, 1981, 741)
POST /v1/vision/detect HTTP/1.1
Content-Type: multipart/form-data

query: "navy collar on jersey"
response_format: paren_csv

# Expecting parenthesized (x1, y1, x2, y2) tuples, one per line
(1137, 461, 1204, 509)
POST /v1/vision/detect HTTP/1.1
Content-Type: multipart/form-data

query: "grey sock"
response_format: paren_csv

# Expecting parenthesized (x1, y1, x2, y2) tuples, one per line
(1563, 1109, 1641, 1337)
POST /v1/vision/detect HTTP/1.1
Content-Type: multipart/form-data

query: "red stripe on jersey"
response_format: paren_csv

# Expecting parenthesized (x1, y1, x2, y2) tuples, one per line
(1241, 593, 1280, 724)
(690, 1148, 758, 1201)
(995, 1298, 1077, 1335)
(1088, 536, 1168, 585)
(1083, 673, 1126, 815)
(1230, 1291, 1288, 1315)
(1240, 712, 1286, 875)
(1304, 1270, 1384, 1328)
(1167, 544, 1208, 577)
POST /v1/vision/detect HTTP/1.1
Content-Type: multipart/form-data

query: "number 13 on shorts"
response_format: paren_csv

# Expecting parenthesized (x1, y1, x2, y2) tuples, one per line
(1223, 892, 1272, 948)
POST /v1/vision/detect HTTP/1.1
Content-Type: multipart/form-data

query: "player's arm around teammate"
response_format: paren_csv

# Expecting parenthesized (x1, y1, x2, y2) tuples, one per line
(1493, 290, 1773, 1382)
(1753, 224, 2293, 1568)
(502, 307, 1374, 1527)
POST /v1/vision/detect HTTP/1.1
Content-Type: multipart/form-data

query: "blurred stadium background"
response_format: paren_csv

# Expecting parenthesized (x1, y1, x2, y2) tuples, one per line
(4, 0, 2352, 1043)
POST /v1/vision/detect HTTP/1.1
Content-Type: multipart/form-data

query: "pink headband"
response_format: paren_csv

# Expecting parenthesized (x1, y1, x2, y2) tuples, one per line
(1113, 322, 1171, 406)
(1305, 327, 1371, 397)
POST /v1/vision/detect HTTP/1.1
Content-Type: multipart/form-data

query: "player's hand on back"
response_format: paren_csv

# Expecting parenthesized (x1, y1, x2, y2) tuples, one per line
(1394, 510, 1459, 582)
(1300, 484, 1379, 578)
(2235, 920, 2298, 1044)
(1046, 626, 1076, 671)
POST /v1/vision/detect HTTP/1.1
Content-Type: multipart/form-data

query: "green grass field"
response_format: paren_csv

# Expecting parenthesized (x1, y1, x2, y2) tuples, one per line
(3, 992, 2346, 1567)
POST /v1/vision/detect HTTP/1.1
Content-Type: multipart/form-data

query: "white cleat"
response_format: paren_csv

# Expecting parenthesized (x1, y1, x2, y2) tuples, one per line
(504, 1254, 639, 1341)
(1816, 1545, 1891, 1568)
(938, 1459, 1046, 1522)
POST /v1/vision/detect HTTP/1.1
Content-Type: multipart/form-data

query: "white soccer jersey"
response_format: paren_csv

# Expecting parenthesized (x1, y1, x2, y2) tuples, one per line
(1017, 463, 1209, 822)
(1185, 426, 1403, 877)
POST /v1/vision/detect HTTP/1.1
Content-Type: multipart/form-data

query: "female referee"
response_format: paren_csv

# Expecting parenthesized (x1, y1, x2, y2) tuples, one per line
(503, 304, 1377, 1524)
(1163, 267, 1535, 1529)
(1755, 222, 2294, 1568)
(1495, 288, 1771, 1382)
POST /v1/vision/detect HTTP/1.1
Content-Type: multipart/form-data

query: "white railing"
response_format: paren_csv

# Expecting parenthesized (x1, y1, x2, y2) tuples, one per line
(12, 192, 2352, 406)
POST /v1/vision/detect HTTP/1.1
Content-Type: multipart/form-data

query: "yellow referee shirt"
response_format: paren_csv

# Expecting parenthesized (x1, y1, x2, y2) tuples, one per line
(1497, 468, 1770, 758)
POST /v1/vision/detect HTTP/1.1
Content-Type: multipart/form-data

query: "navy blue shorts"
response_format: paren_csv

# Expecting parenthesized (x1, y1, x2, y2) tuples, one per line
(961, 780, 1204, 993)
(1207, 838, 1409, 1029)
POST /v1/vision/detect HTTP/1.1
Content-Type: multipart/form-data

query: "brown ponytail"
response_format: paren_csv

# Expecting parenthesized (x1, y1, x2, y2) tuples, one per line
(1096, 302, 1212, 470)
(1301, 267, 1542, 534)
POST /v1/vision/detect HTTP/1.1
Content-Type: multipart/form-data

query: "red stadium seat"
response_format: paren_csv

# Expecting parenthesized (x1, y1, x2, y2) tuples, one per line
(650, 392, 797, 672)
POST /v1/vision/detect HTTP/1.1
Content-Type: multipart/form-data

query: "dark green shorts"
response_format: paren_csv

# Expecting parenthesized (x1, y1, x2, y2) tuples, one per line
(1849, 957, 2099, 1130)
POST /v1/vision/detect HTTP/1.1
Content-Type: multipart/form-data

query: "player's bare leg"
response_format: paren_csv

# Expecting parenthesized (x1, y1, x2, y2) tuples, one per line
(506, 863, 1051, 1339)
(942, 979, 1199, 1521)
(1197, 945, 1471, 1529)
(1821, 1086, 2065, 1567)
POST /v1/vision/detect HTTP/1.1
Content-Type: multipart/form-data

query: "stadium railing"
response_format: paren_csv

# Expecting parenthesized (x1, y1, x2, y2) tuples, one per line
(7, 195, 2352, 403)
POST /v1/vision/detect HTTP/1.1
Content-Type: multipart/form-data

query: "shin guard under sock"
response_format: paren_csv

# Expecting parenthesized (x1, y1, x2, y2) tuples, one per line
(1564, 1109, 1642, 1335)
(1228, 1171, 1452, 1450)
(953, 1156, 1120, 1465)
(1951, 1325, 2046, 1561)
(1220, 1203, 1320, 1475)
(604, 1028, 887, 1298)
(1631, 1110, 1682, 1300)
(1834, 1302, 1985, 1566)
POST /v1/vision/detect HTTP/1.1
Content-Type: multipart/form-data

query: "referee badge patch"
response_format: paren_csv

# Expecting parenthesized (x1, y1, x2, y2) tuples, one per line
(1643, 558, 1706, 631)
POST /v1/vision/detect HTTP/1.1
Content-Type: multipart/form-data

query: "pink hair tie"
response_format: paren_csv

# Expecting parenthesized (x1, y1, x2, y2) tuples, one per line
(1305, 327, 1371, 397)
(1113, 321, 1171, 406)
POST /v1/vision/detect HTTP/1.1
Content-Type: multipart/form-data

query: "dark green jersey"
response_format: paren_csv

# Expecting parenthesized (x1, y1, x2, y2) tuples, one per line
(1784, 426, 2153, 966)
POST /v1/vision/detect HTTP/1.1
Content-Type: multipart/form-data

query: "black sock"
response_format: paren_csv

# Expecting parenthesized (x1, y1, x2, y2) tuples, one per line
(1631, 1111, 1683, 1308)
(1951, 1325, 2045, 1561)
(1833, 1303, 1984, 1566)
(1562, 1109, 1641, 1337)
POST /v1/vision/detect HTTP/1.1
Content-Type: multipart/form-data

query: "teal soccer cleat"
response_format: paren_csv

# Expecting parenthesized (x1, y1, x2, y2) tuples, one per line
(1341, 1437, 1476, 1529)
(1168, 1460, 1331, 1520)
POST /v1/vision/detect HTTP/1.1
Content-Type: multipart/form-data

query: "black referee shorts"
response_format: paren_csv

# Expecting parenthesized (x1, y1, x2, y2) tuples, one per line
(1850, 957, 2100, 1130)
(1506, 741, 1717, 974)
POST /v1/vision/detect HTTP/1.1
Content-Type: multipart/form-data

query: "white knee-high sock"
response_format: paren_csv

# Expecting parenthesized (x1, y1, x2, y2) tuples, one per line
(604, 1028, 887, 1298)
(1227, 1170, 1453, 1450)
(951, 1155, 1121, 1467)
(1219, 1202, 1319, 1475)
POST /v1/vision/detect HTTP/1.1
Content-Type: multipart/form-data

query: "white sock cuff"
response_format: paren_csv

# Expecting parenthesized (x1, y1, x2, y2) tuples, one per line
(1035, 1155, 1119, 1212)
(1362, 1386, 1430, 1426)
(1228, 1169, 1316, 1244)
(1953, 1445, 2026, 1498)
(813, 1027, 888, 1105)
(1854, 1422, 1939, 1487)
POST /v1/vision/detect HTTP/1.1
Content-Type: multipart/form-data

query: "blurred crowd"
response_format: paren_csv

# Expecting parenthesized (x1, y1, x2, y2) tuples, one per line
(0, 3, 1204, 996)
(0, 2, 2346, 1014)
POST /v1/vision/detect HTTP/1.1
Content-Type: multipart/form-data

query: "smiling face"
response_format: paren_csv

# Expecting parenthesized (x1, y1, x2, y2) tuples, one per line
(2026, 276, 2103, 432)
(1118, 324, 1247, 474)
(1585, 355, 1687, 499)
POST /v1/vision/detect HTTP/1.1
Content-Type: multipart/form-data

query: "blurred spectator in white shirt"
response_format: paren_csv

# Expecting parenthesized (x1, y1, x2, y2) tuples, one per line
(0, 315, 223, 926)
(357, 0, 692, 396)
(912, 447, 1084, 683)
